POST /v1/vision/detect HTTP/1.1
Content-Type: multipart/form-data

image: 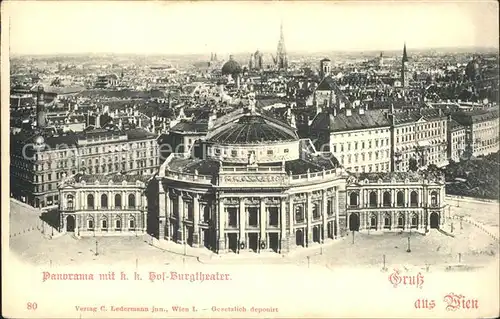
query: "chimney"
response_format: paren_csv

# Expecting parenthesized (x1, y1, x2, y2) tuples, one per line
(36, 86, 47, 128)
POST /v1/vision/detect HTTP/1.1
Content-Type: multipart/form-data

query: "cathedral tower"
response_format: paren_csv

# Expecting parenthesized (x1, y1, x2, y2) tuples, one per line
(275, 22, 288, 70)
(401, 43, 409, 87)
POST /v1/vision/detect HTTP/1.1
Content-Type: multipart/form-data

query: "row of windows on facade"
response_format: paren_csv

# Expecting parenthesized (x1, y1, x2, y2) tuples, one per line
(337, 129, 390, 138)
(86, 218, 136, 230)
(339, 151, 390, 164)
(353, 212, 421, 229)
(346, 163, 390, 173)
(35, 142, 157, 160)
(67, 194, 139, 209)
(396, 122, 445, 135)
(225, 202, 335, 227)
(348, 190, 439, 207)
(214, 148, 289, 157)
(332, 139, 389, 153)
(396, 130, 445, 143)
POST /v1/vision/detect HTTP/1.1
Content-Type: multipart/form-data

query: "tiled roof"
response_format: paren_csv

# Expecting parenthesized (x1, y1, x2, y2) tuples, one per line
(393, 108, 446, 125)
(310, 109, 391, 133)
(125, 128, 157, 140)
(452, 107, 499, 125)
(448, 119, 465, 131)
(168, 158, 221, 176)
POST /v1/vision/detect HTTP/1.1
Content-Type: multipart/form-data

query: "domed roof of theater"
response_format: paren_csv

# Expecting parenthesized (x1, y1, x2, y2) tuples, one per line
(207, 114, 298, 144)
(221, 56, 242, 75)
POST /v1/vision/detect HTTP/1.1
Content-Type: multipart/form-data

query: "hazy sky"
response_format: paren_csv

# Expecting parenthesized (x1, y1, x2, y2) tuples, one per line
(5, 1, 499, 55)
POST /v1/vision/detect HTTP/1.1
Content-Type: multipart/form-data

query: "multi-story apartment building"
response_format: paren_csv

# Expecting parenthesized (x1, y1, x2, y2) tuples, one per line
(391, 108, 448, 171)
(452, 107, 499, 158)
(10, 127, 159, 209)
(447, 117, 466, 162)
(310, 107, 392, 173)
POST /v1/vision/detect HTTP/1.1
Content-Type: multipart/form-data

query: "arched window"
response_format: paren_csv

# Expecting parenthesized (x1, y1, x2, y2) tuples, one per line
(115, 194, 122, 208)
(396, 191, 404, 207)
(102, 219, 108, 229)
(87, 218, 94, 230)
(101, 194, 108, 208)
(384, 213, 391, 228)
(411, 213, 418, 228)
(128, 194, 136, 208)
(349, 192, 359, 206)
(431, 191, 438, 207)
(67, 195, 74, 209)
(369, 191, 377, 207)
(397, 213, 405, 228)
(410, 191, 418, 207)
(383, 192, 391, 207)
(129, 218, 135, 230)
(116, 219, 121, 229)
(87, 194, 94, 209)
(370, 214, 377, 229)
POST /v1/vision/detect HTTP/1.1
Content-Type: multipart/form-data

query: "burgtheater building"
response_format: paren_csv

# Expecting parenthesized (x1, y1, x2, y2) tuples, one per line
(155, 102, 447, 254)
(157, 103, 348, 253)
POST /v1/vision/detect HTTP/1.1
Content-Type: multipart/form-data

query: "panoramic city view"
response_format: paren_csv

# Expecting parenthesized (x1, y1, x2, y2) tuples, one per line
(7, 2, 499, 274)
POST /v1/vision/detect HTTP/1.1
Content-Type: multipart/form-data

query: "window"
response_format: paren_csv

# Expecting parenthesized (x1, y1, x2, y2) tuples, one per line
(88, 219, 94, 230)
(295, 205, 305, 223)
(129, 219, 135, 230)
(67, 195, 74, 209)
(383, 192, 391, 207)
(203, 206, 210, 223)
(115, 194, 122, 207)
(397, 191, 404, 207)
(349, 192, 359, 206)
(116, 219, 121, 229)
(248, 207, 259, 226)
(397, 214, 405, 228)
(284, 148, 289, 153)
(128, 194, 136, 208)
(410, 191, 418, 207)
(431, 191, 438, 207)
(384, 214, 391, 228)
(102, 219, 108, 229)
(267, 150, 273, 155)
(327, 200, 333, 215)
(231, 150, 238, 157)
(312, 203, 320, 219)
(411, 214, 418, 228)
(269, 207, 279, 226)
(87, 194, 95, 209)
(369, 191, 377, 207)
(101, 194, 108, 208)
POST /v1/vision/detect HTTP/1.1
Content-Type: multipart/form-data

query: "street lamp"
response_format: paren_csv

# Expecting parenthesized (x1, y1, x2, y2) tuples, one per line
(95, 240, 99, 256)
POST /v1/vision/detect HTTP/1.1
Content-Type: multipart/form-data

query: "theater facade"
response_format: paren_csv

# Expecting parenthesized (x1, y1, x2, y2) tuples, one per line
(56, 103, 446, 254)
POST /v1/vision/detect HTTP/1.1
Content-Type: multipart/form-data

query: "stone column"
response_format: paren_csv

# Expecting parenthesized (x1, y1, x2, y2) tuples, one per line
(193, 194, 200, 247)
(177, 195, 184, 243)
(165, 191, 171, 240)
(306, 193, 312, 246)
(280, 198, 287, 252)
(239, 198, 245, 249)
(404, 189, 409, 207)
(158, 181, 166, 239)
(335, 188, 340, 239)
(260, 199, 266, 250)
(322, 190, 327, 242)
(218, 198, 225, 252)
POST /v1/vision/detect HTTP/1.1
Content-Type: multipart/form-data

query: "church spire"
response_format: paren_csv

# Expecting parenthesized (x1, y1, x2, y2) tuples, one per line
(402, 42, 409, 63)
(276, 20, 288, 70)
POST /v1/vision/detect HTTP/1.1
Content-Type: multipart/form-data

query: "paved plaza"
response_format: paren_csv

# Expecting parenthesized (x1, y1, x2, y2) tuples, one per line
(9, 199, 499, 270)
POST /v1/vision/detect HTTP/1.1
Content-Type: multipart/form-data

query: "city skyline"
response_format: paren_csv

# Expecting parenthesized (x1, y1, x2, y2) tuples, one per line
(5, 1, 499, 56)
